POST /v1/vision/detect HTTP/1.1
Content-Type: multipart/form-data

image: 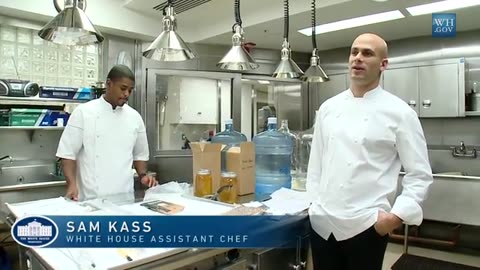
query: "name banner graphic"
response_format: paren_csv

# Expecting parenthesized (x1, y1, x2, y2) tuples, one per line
(12, 215, 309, 248)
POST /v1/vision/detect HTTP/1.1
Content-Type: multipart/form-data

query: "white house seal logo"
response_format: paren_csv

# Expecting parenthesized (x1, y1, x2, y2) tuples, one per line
(11, 216, 58, 248)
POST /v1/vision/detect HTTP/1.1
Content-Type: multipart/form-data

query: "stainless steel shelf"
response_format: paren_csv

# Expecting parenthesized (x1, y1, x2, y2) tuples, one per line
(465, 111, 480, 116)
(0, 126, 64, 130)
(0, 96, 87, 106)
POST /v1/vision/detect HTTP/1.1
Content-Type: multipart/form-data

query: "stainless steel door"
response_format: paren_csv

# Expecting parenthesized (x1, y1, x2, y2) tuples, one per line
(145, 69, 241, 154)
(419, 63, 462, 117)
(383, 67, 420, 115)
(242, 76, 307, 136)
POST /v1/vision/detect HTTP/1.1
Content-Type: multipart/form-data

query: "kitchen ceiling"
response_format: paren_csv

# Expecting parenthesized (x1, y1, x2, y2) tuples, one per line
(123, 0, 480, 52)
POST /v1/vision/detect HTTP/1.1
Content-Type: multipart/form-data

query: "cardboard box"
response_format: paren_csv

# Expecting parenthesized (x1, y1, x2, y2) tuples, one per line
(0, 109, 9, 126)
(8, 109, 69, 126)
(191, 142, 255, 196)
(9, 109, 51, 126)
(225, 142, 255, 195)
(40, 86, 93, 100)
(191, 142, 223, 194)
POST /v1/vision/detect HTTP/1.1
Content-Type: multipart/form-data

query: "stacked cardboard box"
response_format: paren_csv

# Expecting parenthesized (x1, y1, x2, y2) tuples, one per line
(191, 142, 255, 196)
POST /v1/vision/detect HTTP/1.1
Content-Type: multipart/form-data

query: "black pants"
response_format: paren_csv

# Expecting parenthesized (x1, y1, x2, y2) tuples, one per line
(310, 225, 389, 270)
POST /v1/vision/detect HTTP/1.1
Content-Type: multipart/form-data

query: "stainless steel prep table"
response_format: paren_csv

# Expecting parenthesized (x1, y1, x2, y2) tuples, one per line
(4, 191, 310, 270)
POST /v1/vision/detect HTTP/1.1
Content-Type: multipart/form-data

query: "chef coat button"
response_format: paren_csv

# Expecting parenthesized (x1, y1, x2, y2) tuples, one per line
(96, 155, 99, 158)
(354, 138, 358, 143)
(364, 117, 368, 122)
(340, 184, 344, 188)
(347, 162, 352, 166)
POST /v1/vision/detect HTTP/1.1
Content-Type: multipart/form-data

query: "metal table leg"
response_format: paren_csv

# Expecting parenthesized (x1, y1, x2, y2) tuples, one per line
(17, 245, 27, 270)
(403, 224, 409, 254)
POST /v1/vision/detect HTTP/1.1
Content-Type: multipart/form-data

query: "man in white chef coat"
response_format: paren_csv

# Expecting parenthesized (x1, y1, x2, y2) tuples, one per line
(56, 65, 157, 201)
(306, 33, 433, 270)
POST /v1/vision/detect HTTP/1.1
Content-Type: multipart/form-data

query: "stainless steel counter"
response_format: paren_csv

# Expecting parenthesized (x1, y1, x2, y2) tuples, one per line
(4, 192, 310, 270)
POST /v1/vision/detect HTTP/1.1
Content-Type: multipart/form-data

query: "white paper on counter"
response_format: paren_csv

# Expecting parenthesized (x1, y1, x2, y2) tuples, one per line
(6, 197, 95, 218)
(120, 193, 234, 216)
(261, 188, 310, 215)
(32, 247, 187, 270)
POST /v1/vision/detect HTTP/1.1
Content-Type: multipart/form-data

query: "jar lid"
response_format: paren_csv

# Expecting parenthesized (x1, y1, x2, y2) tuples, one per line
(221, 171, 237, 178)
(197, 169, 211, 175)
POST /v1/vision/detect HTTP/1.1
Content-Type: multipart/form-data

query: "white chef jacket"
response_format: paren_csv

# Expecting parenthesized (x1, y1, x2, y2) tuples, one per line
(56, 96, 149, 201)
(306, 86, 433, 241)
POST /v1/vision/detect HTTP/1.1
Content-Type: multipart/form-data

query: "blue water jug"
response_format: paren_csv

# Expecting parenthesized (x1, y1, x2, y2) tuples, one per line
(211, 119, 248, 146)
(212, 119, 248, 172)
(253, 117, 292, 200)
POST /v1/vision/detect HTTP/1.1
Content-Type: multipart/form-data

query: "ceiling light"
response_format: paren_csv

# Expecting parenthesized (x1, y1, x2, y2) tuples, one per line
(217, 0, 258, 70)
(143, 0, 196, 62)
(406, 0, 480, 16)
(298, 10, 404, 36)
(38, 0, 104, 46)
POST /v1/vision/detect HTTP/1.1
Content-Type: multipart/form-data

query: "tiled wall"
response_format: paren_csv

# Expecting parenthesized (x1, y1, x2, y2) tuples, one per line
(0, 24, 99, 88)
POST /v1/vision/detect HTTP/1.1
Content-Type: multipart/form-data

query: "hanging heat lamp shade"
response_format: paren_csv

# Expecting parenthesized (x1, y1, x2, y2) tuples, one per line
(217, 0, 259, 70)
(38, 0, 104, 46)
(301, 0, 329, 82)
(143, 0, 197, 62)
(273, 0, 304, 79)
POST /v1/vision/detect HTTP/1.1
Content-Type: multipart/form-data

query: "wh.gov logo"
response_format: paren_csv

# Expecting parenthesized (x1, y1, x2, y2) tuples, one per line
(432, 13, 456, 37)
(11, 216, 58, 248)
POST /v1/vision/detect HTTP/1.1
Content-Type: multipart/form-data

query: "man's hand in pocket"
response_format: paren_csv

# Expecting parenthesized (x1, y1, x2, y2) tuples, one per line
(374, 210, 402, 236)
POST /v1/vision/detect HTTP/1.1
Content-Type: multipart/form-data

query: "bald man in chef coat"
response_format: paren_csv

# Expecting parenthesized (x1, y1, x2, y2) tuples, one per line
(306, 33, 433, 270)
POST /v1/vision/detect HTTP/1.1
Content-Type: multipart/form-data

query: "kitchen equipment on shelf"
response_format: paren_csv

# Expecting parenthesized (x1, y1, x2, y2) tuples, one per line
(0, 79, 39, 97)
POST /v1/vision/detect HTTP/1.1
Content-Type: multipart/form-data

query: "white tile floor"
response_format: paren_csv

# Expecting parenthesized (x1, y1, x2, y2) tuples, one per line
(383, 243, 480, 269)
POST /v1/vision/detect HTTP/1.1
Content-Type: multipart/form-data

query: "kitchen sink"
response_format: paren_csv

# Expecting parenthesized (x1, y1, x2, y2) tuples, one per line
(0, 162, 67, 216)
(0, 163, 64, 186)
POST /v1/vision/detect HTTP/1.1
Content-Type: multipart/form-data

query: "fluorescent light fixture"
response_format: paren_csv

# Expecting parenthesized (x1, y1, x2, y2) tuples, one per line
(406, 0, 480, 16)
(258, 80, 271, 84)
(298, 10, 404, 36)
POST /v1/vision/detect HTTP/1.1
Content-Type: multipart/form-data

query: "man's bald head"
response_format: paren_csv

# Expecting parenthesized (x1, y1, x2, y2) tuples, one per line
(348, 33, 389, 93)
(352, 33, 388, 58)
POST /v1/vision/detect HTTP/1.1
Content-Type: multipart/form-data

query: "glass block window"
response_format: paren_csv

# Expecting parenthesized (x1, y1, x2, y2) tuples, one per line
(0, 24, 100, 88)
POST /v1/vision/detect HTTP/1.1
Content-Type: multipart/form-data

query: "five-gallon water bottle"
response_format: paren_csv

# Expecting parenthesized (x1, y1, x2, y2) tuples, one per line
(295, 111, 317, 191)
(278, 119, 300, 176)
(211, 119, 248, 146)
(253, 117, 293, 200)
(212, 119, 248, 172)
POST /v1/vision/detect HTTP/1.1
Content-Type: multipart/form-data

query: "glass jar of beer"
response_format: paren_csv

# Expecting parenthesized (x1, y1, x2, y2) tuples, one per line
(218, 171, 238, 204)
(194, 169, 213, 197)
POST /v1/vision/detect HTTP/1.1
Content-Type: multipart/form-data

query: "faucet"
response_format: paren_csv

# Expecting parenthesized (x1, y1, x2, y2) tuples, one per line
(459, 141, 466, 153)
(0, 155, 13, 163)
(181, 134, 191, 150)
(0, 155, 13, 174)
(452, 141, 477, 158)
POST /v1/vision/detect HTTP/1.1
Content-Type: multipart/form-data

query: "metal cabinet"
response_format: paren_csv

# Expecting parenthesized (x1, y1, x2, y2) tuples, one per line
(419, 62, 464, 117)
(383, 67, 420, 114)
(382, 58, 465, 117)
